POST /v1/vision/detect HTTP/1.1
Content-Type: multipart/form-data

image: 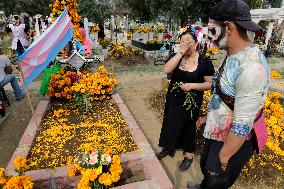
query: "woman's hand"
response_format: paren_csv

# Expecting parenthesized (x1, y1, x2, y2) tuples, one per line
(179, 39, 192, 54)
(196, 116, 207, 129)
(180, 83, 193, 91)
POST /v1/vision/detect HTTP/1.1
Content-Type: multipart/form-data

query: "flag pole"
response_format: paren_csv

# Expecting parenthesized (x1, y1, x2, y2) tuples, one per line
(18, 65, 35, 115)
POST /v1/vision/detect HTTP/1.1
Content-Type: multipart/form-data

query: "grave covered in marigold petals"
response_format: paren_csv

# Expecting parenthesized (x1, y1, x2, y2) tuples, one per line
(6, 65, 173, 189)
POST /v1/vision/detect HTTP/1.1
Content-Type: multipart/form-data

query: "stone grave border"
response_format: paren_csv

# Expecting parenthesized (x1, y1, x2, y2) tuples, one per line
(6, 94, 172, 189)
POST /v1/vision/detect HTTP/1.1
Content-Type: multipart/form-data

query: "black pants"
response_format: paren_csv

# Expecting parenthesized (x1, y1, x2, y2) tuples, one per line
(200, 139, 255, 189)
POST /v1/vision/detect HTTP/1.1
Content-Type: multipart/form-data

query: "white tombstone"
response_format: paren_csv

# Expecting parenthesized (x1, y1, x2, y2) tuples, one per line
(149, 32, 154, 40)
(110, 15, 115, 41)
(84, 17, 90, 39)
(34, 14, 41, 39)
(264, 22, 275, 50)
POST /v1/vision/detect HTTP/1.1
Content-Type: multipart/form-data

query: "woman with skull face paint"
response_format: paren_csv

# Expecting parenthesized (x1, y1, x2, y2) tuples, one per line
(157, 26, 215, 171)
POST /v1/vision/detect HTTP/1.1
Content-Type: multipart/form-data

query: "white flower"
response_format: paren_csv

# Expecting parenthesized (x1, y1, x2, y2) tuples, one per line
(101, 154, 112, 165)
(88, 152, 99, 165)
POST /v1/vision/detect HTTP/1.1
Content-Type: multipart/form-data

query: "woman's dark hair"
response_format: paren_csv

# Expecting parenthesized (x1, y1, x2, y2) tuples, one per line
(179, 27, 198, 43)
(179, 26, 202, 51)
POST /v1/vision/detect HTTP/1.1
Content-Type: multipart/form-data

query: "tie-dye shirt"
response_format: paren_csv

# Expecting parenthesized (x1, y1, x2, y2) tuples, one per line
(203, 45, 270, 141)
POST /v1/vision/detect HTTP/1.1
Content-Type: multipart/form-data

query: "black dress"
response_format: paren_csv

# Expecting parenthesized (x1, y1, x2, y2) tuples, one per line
(158, 53, 215, 157)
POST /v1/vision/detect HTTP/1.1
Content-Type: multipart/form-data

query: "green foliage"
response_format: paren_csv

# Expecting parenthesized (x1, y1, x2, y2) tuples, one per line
(74, 92, 92, 114)
(119, 0, 161, 21)
(0, 0, 52, 16)
(78, 0, 112, 24)
(265, 0, 283, 7)
(171, 81, 198, 118)
(245, 0, 263, 9)
(261, 0, 282, 8)
(116, 0, 221, 24)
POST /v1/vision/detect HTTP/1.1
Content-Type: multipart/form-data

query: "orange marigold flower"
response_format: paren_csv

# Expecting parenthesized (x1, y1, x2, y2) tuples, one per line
(13, 156, 29, 173)
(68, 166, 79, 176)
(98, 173, 113, 186)
(66, 156, 73, 165)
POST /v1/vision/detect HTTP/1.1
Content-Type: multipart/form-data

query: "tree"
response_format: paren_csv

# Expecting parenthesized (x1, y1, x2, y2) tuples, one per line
(22, 0, 53, 16)
(50, 0, 82, 41)
(268, 0, 282, 8)
(162, 0, 221, 25)
(78, 0, 112, 24)
(119, 0, 154, 21)
(245, 0, 263, 9)
(0, 0, 52, 16)
(264, 0, 283, 7)
(116, 0, 221, 24)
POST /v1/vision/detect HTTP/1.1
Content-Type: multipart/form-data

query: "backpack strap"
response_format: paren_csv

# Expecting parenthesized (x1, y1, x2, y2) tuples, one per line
(215, 57, 235, 110)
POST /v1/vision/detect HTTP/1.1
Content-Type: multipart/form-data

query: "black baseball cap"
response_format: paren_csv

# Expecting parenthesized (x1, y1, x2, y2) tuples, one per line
(209, 0, 262, 32)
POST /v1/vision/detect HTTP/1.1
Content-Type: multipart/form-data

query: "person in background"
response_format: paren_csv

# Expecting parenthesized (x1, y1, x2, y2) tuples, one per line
(188, 0, 270, 188)
(79, 21, 86, 43)
(98, 23, 105, 40)
(0, 55, 24, 101)
(6, 15, 30, 50)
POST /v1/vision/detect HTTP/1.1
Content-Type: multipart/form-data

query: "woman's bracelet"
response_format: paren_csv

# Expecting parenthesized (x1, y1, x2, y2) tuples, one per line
(179, 51, 184, 56)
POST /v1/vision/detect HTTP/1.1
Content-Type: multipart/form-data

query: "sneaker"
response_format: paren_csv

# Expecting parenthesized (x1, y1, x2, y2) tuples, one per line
(156, 150, 169, 160)
(179, 157, 193, 171)
(187, 182, 201, 189)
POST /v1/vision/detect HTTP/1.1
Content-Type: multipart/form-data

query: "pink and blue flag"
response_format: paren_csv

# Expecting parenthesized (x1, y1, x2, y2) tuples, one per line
(19, 9, 73, 90)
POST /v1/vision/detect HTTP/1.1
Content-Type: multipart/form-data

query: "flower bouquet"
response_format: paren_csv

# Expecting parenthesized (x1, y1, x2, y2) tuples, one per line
(0, 156, 34, 189)
(163, 33, 172, 39)
(205, 47, 220, 58)
(71, 66, 118, 113)
(98, 38, 110, 49)
(91, 25, 100, 33)
(157, 22, 165, 33)
(271, 70, 282, 80)
(171, 82, 198, 118)
(48, 68, 79, 100)
(68, 151, 123, 189)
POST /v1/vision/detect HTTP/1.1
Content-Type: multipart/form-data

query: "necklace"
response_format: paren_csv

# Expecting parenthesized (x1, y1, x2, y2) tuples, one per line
(179, 52, 199, 71)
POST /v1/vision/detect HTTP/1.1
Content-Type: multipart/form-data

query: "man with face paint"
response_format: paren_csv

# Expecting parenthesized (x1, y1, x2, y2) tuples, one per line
(188, 0, 270, 189)
(6, 15, 30, 50)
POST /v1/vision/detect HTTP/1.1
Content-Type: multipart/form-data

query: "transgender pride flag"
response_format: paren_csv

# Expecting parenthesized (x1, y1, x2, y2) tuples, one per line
(19, 9, 73, 90)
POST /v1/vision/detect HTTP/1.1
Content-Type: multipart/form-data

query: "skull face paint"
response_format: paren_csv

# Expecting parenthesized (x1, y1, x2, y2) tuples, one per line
(208, 22, 228, 50)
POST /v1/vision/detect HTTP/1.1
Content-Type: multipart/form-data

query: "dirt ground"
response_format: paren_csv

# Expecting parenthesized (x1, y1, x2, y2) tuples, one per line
(0, 88, 47, 167)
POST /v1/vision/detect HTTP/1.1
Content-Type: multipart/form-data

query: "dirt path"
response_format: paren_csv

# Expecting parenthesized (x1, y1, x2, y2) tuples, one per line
(117, 72, 205, 189)
(0, 88, 46, 168)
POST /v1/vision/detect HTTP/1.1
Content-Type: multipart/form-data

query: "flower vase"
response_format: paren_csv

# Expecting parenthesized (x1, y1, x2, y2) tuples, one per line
(102, 48, 108, 60)
(142, 33, 147, 43)
(94, 32, 99, 45)
(137, 33, 143, 41)
(118, 33, 124, 43)
(149, 32, 154, 40)
(158, 33, 163, 41)
(124, 31, 128, 41)
(133, 32, 139, 41)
